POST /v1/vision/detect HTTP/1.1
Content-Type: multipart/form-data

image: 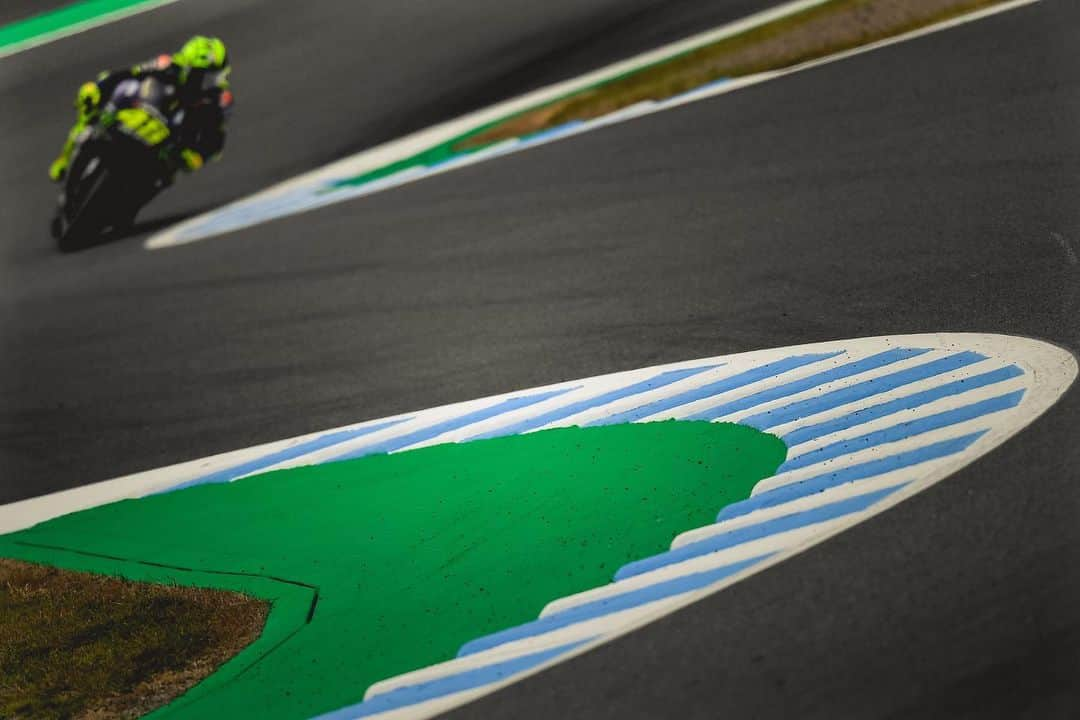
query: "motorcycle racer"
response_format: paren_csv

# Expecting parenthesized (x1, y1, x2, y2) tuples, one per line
(48, 35, 233, 182)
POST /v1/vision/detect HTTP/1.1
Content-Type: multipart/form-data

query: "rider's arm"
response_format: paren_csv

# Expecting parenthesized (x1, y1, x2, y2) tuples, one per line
(179, 88, 233, 170)
(90, 55, 173, 113)
(204, 87, 233, 160)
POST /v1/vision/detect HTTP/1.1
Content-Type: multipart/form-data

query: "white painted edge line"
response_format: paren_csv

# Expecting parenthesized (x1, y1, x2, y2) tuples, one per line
(145, 0, 1043, 250)
(352, 334, 1073, 720)
(0, 0, 183, 61)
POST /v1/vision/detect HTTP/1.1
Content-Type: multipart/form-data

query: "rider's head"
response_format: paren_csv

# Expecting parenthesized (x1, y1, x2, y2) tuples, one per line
(173, 36, 229, 89)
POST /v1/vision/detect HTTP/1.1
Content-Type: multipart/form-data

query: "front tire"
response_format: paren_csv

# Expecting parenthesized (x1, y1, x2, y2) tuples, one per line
(56, 157, 112, 253)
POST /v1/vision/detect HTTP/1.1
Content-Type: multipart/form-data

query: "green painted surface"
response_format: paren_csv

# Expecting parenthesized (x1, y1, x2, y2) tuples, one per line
(0, 0, 172, 55)
(2, 420, 785, 719)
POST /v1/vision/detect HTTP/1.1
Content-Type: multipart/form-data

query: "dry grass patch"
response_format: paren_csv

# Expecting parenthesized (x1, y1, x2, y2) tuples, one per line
(460, 0, 1011, 149)
(0, 558, 268, 719)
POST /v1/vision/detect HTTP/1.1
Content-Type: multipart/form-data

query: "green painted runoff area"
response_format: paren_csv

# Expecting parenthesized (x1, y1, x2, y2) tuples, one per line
(0, 420, 785, 719)
(0, 0, 169, 55)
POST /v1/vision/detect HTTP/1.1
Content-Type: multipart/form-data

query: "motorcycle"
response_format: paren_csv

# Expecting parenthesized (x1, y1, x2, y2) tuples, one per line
(52, 77, 182, 252)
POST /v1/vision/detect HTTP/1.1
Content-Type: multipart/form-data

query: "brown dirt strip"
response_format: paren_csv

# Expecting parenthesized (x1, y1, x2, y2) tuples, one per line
(459, 0, 1011, 149)
(0, 558, 267, 719)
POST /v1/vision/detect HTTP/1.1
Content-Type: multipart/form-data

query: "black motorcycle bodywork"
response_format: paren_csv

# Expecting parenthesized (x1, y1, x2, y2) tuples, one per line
(52, 78, 177, 252)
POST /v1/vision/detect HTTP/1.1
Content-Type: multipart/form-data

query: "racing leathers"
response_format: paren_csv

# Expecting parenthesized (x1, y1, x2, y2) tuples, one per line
(49, 54, 233, 182)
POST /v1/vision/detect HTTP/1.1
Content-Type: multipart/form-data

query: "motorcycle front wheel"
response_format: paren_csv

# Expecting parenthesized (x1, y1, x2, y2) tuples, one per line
(56, 154, 113, 253)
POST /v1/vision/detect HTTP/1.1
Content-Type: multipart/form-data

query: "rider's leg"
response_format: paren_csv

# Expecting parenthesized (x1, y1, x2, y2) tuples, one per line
(49, 82, 101, 182)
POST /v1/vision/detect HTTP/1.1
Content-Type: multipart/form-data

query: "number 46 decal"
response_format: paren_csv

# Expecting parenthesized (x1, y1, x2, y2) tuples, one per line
(115, 108, 170, 146)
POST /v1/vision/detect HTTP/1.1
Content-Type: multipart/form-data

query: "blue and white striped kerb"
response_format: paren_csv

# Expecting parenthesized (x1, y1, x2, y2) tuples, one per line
(298, 334, 1072, 720)
(147, 82, 734, 248)
(0, 334, 1073, 720)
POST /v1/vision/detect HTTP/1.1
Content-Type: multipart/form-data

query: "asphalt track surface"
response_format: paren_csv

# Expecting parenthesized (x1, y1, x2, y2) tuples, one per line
(1, 0, 1079, 718)
(0, 0, 780, 498)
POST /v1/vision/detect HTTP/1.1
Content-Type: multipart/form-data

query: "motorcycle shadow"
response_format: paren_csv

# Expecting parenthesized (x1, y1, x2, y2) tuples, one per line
(57, 207, 212, 252)
(119, 210, 208, 240)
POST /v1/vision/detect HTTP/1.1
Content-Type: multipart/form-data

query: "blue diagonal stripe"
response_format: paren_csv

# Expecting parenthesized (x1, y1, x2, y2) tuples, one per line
(616, 483, 907, 581)
(715, 431, 986, 523)
(468, 365, 721, 440)
(317, 639, 594, 719)
(457, 554, 769, 658)
(777, 391, 1024, 473)
(161, 417, 412, 493)
(520, 120, 586, 144)
(686, 348, 931, 422)
(739, 351, 989, 430)
(328, 387, 577, 462)
(781, 364, 1024, 446)
(588, 352, 843, 427)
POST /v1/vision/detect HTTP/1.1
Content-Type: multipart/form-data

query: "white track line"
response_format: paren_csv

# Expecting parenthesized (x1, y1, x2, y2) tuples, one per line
(0, 0, 182, 61)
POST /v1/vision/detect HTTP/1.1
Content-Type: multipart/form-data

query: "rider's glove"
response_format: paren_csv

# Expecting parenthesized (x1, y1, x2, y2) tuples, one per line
(179, 148, 204, 172)
(75, 82, 101, 122)
(48, 157, 67, 182)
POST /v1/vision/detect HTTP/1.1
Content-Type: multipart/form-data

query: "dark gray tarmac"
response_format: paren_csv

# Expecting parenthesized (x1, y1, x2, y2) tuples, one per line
(2, 0, 1079, 717)
(0, 0, 780, 496)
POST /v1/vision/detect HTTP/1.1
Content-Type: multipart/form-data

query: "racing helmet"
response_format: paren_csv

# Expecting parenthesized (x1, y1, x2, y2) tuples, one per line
(173, 35, 229, 88)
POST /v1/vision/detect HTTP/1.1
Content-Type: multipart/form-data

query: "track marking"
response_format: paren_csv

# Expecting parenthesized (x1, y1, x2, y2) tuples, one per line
(0, 0, 182, 60)
(0, 333, 1074, 719)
